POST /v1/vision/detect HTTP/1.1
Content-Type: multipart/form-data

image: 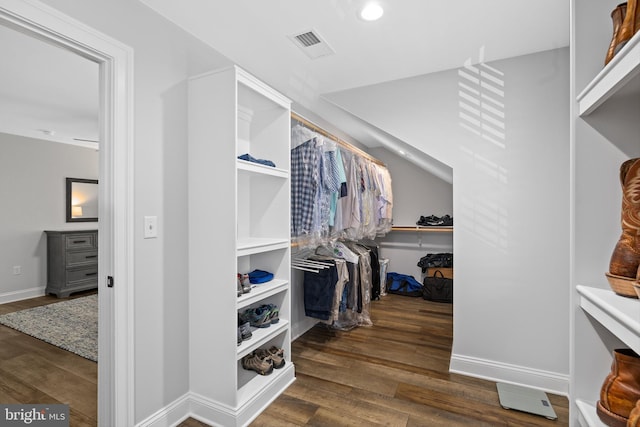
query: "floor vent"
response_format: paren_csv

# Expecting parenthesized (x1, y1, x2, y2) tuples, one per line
(288, 29, 335, 59)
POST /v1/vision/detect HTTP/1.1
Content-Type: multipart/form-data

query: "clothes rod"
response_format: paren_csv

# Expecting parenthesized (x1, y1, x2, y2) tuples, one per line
(291, 111, 385, 167)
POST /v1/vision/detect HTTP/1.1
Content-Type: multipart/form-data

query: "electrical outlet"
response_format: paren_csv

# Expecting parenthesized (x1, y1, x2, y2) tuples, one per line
(13, 266, 21, 275)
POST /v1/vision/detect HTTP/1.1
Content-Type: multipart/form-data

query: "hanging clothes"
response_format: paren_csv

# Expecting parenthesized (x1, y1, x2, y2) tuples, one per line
(290, 118, 393, 247)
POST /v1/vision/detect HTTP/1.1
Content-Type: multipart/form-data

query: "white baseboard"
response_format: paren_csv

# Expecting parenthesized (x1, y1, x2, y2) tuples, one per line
(0, 286, 45, 305)
(449, 353, 569, 396)
(135, 393, 192, 427)
(136, 364, 295, 427)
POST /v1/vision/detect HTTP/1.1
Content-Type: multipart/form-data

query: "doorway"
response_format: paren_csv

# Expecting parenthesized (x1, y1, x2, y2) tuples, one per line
(0, 1, 133, 425)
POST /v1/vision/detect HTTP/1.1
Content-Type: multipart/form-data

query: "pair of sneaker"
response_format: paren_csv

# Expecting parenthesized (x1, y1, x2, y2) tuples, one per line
(237, 315, 252, 346)
(241, 346, 286, 375)
(416, 214, 453, 226)
(240, 304, 279, 328)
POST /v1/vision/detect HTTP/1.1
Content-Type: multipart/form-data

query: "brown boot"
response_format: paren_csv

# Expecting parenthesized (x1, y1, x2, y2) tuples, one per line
(608, 158, 640, 296)
(629, 399, 640, 427)
(597, 349, 640, 427)
(614, 0, 640, 55)
(606, 3, 628, 65)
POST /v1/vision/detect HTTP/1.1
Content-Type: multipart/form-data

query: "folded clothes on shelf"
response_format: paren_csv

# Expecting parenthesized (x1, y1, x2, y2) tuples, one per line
(248, 269, 274, 284)
(237, 153, 276, 167)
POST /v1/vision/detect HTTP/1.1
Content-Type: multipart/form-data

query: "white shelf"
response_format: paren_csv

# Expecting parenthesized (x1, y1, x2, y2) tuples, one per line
(236, 320, 289, 359)
(237, 159, 288, 178)
(576, 399, 606, 427)
(188, 65, 293, 424)
(237, 279, 288, 309)
(577, 31, 640, 116)
(236, 238, 290, 256)
(237, 362, 295, 410)
(577, 285, 640, 355)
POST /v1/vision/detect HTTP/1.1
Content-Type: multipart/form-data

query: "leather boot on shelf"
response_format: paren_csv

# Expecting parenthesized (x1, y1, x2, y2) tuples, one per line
(606, 3, 627, 65)
(613, 0, 640, 56)
(628, 399, 640, 427)
(606, 158, 640, 298)
(597, 349, 640, 427)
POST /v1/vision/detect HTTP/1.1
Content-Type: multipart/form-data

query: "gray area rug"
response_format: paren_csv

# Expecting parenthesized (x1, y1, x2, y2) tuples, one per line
(0, 294, 97, 362)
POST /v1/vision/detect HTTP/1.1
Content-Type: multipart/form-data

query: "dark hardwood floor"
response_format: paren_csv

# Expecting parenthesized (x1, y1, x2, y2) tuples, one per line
(0, 290, 98, 427)
(250, 294, 569, 426)
(0, 292, 569, 426)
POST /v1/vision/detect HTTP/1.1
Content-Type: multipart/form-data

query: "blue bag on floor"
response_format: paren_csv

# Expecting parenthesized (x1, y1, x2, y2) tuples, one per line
(386, 272, 423, 297)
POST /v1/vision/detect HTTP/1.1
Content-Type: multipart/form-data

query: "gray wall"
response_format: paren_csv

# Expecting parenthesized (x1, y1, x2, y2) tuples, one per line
(326, 47, 571, 393)
(0, 133, 98, 301)
(36, 0, 232, 422)
(369, 146, 453, 279)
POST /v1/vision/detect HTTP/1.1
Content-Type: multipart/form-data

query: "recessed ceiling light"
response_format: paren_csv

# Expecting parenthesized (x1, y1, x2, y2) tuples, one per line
(360, 3, 384, 21)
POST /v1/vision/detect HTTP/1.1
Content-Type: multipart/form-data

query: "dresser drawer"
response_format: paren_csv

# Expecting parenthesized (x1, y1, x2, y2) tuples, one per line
(67, 250, 98, 267)
(65, 233, 97, 250)
(67, 266, 98, 284)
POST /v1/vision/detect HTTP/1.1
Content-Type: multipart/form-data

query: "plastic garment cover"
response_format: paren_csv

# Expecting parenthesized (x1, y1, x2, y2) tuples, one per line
(290, 124, 394, 247)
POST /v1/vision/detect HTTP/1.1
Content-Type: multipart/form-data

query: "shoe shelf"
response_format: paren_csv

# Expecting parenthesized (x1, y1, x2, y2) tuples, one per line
(577, 31, 640, 116)
(237, 279, 288, 310)
(391, 226, 453, 233)
(188, 65, 294, 425)
(237, 159, 288, 178)
(577, 285, 640, 355)
(237, 320, 289, 359)
(237, 362, 295, 410)
(576, 399, 607, 427)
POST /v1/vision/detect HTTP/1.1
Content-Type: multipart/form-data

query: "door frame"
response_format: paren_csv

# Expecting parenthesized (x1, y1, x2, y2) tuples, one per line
(0, 0, 134, 425)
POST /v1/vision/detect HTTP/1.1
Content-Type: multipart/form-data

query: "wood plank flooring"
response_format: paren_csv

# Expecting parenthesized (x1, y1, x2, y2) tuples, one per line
(0, 291, 98, 426)
(251, 294, 569, 426)
(0, 292, 569, 426)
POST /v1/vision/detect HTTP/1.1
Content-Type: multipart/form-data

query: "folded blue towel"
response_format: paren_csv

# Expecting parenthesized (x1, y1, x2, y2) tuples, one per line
(248, 269, 274, 284)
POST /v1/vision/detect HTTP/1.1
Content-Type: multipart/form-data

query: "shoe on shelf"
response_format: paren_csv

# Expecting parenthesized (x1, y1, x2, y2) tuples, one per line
(259, 303, 280, 324)
(416, 215, 440, 226)
(440, 215, 453, 226)
(267, 346, 286, 369)
(237, 328, 242, 346)
(241, 352, 273, 376)
(237, 314, 252, 341)
(240, 306, 272, 328)
(255, 347, 285, 369)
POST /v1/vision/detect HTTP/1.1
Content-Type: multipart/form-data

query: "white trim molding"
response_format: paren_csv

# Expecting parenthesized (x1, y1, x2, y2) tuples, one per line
(0, 287, 45, 305)
(450, 353, 570, 396)
(0, 1, 135, 425)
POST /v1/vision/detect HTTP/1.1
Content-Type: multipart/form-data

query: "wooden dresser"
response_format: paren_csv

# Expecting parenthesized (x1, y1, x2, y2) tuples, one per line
(44, 230, 98, 298)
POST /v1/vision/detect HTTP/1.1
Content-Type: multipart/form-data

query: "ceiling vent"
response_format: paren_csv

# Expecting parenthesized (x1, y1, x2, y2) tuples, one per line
(288, 29, 335, 59)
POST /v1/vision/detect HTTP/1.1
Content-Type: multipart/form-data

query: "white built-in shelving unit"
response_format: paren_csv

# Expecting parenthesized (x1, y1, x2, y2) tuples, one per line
(571, 1, 640, 425)
(188, 65, 294, 426)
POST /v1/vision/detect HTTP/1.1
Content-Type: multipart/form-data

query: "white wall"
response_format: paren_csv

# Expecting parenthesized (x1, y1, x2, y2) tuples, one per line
(325, 47, 571, 393)
(0, 133, 98, 301)
(35, 0, 231, 422)
(369, 146, 453, 279)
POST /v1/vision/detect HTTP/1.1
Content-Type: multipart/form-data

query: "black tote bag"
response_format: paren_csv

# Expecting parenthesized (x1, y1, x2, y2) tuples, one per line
(422, 270, 453, 303)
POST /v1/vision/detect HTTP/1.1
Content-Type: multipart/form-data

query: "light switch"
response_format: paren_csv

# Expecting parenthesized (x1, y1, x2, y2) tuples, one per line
(144, 216, 158, 239)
